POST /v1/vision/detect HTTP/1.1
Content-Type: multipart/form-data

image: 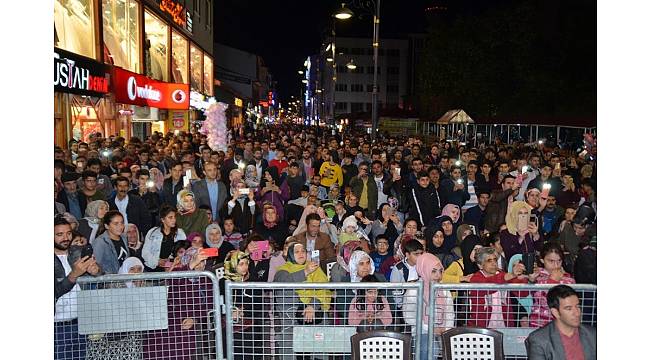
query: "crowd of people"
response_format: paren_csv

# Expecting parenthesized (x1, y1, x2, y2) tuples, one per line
(54, 123, 597, 359)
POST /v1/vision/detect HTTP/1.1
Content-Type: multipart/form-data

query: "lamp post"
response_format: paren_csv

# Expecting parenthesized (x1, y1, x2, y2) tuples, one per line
(335, 1, 381, 142)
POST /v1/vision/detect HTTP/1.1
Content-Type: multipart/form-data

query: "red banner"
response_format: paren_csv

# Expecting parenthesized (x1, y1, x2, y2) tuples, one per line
(112, 68, 189, 110)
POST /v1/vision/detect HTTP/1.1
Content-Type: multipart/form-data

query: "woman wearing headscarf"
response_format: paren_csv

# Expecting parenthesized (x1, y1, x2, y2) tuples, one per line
(205, 223, 235, 266)
(500, 200, 543, 264)
(426, 215, 457, 254)
(443, 234, 482, 326)
(370, 203, 403, 246)
(78, 200, 109, 245)
(254, 204, 289, 250)
(404, 253, 454, 359)
(273, 243, 332, 359)
(176, 189, 210, 235)
(441, 203, 462, 226)
(426, 225, 460, 269)
(125, 223, 143, 262)
(86, 257, 144, 360)
(255, 166, 290, 222)
(217, 250, 266, 359)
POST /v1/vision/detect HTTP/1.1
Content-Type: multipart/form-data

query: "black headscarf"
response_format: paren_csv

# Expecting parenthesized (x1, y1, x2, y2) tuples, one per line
(425, 226, 446, 255)
(286, 242, 305, 264)
(460, 234, 482, 276)
(261, 166, 281, 188)
(426, 215, 456, 253)
(376, 203, 399, 246)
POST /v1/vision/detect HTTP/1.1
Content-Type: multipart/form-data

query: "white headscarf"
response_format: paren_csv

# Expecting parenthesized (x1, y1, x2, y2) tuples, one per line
(118, 257, 144, 288)
(348, 250, 375, 283)
(205, 223, 223, 248)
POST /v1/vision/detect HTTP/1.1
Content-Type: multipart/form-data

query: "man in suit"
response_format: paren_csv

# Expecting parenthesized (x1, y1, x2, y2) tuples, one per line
(192, 161, 227, 223)
(161, 161, 186, 207)
(526, 284, 596, 360)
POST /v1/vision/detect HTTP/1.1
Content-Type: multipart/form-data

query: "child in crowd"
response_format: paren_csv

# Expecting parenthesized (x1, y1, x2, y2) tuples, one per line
(222, 216, 243, 250)
(348, 274, 393, 332)
(370, 235, 392, 277)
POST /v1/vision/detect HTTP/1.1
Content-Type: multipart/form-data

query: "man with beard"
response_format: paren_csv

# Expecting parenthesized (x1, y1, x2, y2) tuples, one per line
(57, 172, 87, 220)
(54, 217, 100, 359)
(248, 147, 269, 180)
(404, 172, 441, 228)
(464, 189, 491, 233)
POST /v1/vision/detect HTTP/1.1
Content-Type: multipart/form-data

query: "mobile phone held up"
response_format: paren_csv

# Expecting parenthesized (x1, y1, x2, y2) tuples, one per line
(311, 250, 320, 264)
(250, 240, 270, 261)
(200, 248, 219, 258)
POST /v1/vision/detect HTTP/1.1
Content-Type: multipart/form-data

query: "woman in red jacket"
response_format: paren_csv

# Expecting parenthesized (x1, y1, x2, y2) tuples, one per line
(468, 247, 528, 328)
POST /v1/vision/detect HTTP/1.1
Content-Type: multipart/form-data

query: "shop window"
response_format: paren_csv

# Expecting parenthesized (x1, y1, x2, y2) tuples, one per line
(203, 55, 214, 95)
(171, 31, 189, 84)
(190, 45, 203, 92)
(144, 10, 169, 81)
(54, 0, 96, 59)
(102, 0, 140, 72)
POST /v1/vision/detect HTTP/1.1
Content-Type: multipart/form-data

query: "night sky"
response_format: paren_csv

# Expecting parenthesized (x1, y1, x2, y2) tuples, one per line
(214, 0, 432, 103)
(214, 0, 595, 111)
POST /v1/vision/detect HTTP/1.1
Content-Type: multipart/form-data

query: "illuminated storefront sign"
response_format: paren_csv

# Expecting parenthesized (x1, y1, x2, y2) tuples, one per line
(113, 68, 189, 109)
(54, 48, 110, 97)
(158, 0, 186, 27)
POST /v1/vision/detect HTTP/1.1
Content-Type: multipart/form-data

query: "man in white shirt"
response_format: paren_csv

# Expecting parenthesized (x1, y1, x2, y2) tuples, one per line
(54, 217, 98, 359)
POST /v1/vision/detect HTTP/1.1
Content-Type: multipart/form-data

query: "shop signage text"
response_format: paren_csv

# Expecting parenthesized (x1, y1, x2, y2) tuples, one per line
(113, 68, 189, 110)
(54, 48, 110, 97)
(159, 0, 186, 27)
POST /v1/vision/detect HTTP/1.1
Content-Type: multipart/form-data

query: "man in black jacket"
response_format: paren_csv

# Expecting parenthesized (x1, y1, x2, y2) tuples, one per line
(109, 176, 151, 236)
(404, 171, 441, 228)
(161, 161, 186, 207)
(56, 172, 88, 220)
(439, 165, 470, 208)
(128, 169, 162, 229)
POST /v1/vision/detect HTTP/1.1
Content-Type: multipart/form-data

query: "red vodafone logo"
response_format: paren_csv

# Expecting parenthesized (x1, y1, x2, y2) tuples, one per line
(112, 68, 189, 109)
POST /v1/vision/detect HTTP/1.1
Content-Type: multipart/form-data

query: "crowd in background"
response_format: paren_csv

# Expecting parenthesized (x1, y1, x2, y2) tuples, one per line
(54, 123, 596, 359)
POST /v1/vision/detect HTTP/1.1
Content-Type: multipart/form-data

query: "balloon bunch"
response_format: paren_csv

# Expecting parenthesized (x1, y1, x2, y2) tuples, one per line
(200, 102, 230, 152)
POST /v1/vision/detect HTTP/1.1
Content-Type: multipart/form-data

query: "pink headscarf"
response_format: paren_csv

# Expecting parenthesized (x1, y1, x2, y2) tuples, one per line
(415, 253, 445, 324)
(441, 204, 461, 223)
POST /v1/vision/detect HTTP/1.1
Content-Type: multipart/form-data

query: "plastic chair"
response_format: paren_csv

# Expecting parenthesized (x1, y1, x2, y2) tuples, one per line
(351, 330, 412, 360)
(326, 261, 336, 280)
(441, 327, 504, 360)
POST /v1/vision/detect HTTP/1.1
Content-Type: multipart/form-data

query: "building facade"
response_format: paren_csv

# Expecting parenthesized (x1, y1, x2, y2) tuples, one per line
(317, 36, 409, 119)
(213, 42, 275, 128)
(54, 0, 214, 147)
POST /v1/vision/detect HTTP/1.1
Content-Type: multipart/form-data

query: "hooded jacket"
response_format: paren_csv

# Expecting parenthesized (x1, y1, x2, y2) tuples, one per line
(405, 183, 441, 227)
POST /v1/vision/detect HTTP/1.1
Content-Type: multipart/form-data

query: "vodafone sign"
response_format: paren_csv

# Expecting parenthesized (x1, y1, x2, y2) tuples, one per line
(113, 68, 189, 110)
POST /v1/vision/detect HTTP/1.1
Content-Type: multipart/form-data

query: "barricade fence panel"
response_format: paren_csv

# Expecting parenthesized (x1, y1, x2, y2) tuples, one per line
(428, 283, 597, 360)
(224, 281, 424, 360)
(55, 271, 222, 360)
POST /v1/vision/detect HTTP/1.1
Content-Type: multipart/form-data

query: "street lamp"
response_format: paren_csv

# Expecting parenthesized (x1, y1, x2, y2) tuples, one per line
(334, 3, 354, 20)
(346, 59, 357, 70)
(298, 70, 304, 75)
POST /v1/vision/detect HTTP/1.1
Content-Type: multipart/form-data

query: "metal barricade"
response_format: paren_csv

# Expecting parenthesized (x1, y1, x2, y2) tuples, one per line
(427, 283, 597, 360)
(224, 281, 424, 360)
(54, 271, 223, 360)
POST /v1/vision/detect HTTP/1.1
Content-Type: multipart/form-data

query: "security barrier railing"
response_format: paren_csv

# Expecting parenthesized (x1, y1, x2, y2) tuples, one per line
(55, 271, 223, 360)
(223, 281, 424, 360)
(56, 273, 596, 360)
